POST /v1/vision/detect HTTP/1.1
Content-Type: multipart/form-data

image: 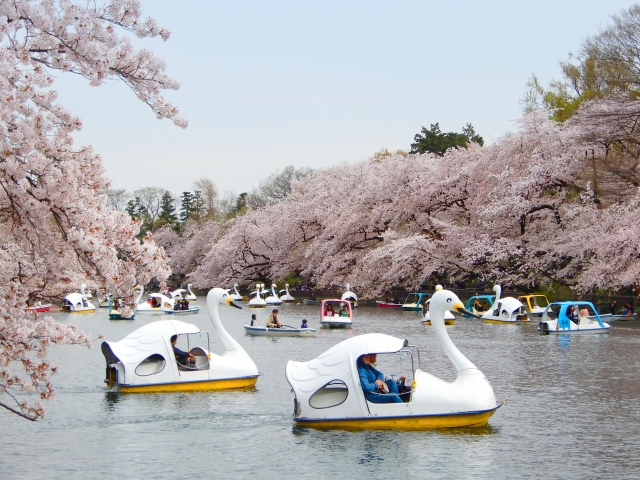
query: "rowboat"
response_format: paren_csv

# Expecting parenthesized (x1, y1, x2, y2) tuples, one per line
(376, 301, 402, 308)
(243, 325, 316, 337)
(163, 306, 201, 315)
(27, 303, 52, 313)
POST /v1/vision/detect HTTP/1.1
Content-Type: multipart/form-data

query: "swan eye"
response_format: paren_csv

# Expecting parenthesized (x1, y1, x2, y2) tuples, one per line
(446, 298, 452, 303)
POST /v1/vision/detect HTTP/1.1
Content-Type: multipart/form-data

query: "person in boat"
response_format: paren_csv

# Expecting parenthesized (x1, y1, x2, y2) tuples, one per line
(567, 305, 579, 324)
(492, 302, 502, 317)
(181, 299, 189, 311)
(266, 309, 282, 328)
(250, 313, 258, 326)
(579, 306, 590, 319)
(324, 304, 335, 317)
(301, 319, 308, 328)
(623, 302, 634, 315)
(339, 304, 348, 317)
(170, 335, 196, 368)
(357, 354, 405, 404)
(609, 300, 617, 315)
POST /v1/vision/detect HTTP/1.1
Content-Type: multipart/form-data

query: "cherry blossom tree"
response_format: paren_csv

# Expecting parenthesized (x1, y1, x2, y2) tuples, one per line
(0, 0, 180, 420)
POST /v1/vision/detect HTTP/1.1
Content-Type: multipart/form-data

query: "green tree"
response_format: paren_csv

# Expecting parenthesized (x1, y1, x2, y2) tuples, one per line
(410, 123, 484, 155)
(158, 191, 178, 228)
(180, 191, 194, 222)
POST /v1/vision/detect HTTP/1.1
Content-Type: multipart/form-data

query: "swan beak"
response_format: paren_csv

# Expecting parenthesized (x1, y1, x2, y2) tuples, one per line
(453, 301, 480, 318)
(226, 297, 242, 309)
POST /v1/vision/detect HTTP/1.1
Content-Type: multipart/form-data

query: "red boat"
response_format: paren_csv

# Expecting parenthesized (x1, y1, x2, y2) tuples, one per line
(27, 303, 52, 313)
(376, 301, 402, 308)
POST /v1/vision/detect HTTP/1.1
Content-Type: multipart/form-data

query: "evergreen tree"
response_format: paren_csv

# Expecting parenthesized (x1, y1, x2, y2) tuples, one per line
(158, 191, 178, 227)
(410, 123, 483, 156)
(180, 191, 194, 222)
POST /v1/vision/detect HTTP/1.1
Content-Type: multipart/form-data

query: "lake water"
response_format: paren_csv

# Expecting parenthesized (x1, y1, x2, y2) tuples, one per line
(1, 302, 639, 479)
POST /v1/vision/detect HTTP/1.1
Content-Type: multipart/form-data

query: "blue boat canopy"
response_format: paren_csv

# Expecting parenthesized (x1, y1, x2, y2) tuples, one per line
(542, 301, 606, 329)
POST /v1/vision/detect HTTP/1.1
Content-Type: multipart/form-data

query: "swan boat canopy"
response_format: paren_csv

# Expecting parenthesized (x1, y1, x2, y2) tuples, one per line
(249, 284, 267, 308)
(244, 325, 316, 337)
(464, 295, 495, 317)
(286, 290, 499, 430)
(538, 301, 612, 334)
(320, 299, 353, 329)
(279, 283, 295, 303)
(401, 292, 431, 311)
(61, 293, 96, 313)
(341, 284, 358, 307)
(265, 284, 283, 305)
(517, 294, 550, 318)
(102, 288, 260, 393)
(481, 286, 529, 324)
(136, 292, 174, 313)
(422, 299, 455, 325)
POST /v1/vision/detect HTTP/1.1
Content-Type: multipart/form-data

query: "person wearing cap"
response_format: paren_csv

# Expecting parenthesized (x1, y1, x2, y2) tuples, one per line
(266, 309, 282, 328)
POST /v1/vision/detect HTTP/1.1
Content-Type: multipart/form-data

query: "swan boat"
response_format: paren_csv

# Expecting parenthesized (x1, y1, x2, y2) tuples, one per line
(286, 290, 500, 430)
(102, 288, 260, 393)
(464, 294, 496, 317)
(170, 285, 196, 301)
(421, 287, 456, 325)
(538, 301, 612, 334)
(136, 291, 174, 314)
(482, 285, 530, 324)
(320, 299, 353, 329)
(244, 325, 316, 337)
(249, 284, 267, 308)
(60, 292, 96, 313)
(341, 284, 358, 307)
(401, 292, 430, 311)
(517, 294, 550, 318)
(229, 284, 244, 302)
(80, 283, 93, 300)
(265, 284, 283, 305)
(279, 283, 295, 303)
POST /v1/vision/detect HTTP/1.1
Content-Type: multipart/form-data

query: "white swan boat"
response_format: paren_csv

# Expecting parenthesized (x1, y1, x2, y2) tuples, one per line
(265, 283, 283, 305)
(249, 284, 267, 308)
(80, 283, 93, 300)
(279, 283, 295, 303)
(229, 284, 244, 302)
(320, 299, 353, 329)
(136, 291, 174, 313)
(60, 292, 96, 314)
(482, 285, 530, 324)
(170, 285, 196, 301)
(244, 325, 316, 337)
(538, 301, 612, 334)
(286, 289, 499, 430)
(421, 286, 455, 325)
(102, 288, 260, 393)
(341, 284, 358, 307)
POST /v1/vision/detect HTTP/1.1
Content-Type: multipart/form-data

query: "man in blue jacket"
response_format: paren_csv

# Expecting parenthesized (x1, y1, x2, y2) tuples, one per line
(171, 334, 196, 368)
(357, 353, 405, 403)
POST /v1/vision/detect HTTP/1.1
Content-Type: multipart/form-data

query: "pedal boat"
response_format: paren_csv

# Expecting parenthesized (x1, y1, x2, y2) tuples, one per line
(229, 283, 244, 302)
(244, 325, 316, 337)
(341, 284, 358, 308)
(279, 283, 295, 303)
(464, 294, 495, 317)
(265, 283, 283, 305)
(538, 301, 612, 334)
(320, 299, 353, 328)
(401, 292, 430, 311)
(249, 284, 267, 308)
(482, 285, 530, 324)
(286, 290, 499, 430)
(517, 294, 550, 318)
(109, 297, 135, 320)
(27, 302, 52, 313)
(102, 288, 260, 393)
(136, 291, 174, 314)
(60, 292, 96, 313)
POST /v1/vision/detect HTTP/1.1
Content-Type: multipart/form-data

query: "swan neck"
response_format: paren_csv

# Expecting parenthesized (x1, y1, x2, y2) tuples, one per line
(207, 299, 241, 351)
(134, 286, 144, 305)
(431, 306, 477, 372)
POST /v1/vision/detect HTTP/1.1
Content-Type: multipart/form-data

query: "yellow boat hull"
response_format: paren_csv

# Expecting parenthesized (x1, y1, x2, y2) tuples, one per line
(70, 309, 96, 314)
(295, 408, 498, 431)
(422, 319, 455, 326)
(118, 376, 259, 393)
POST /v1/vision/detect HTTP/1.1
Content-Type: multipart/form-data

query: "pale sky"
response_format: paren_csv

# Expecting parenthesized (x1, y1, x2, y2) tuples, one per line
(53, 0, 635, 198)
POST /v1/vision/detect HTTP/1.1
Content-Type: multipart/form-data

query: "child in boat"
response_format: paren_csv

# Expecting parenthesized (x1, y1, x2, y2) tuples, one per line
(339, 304, 348, 317)
(250, 313, 258, 326)
(300, 319, 308, 328)
(324, 304, 335, 317)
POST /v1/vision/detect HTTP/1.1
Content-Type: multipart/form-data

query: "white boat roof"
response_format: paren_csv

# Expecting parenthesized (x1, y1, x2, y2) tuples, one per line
(491, 297, 524, 312)
(319, 333, 405, 357)
(64, 292, 85, 303)
(104, 320, 200, 366)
